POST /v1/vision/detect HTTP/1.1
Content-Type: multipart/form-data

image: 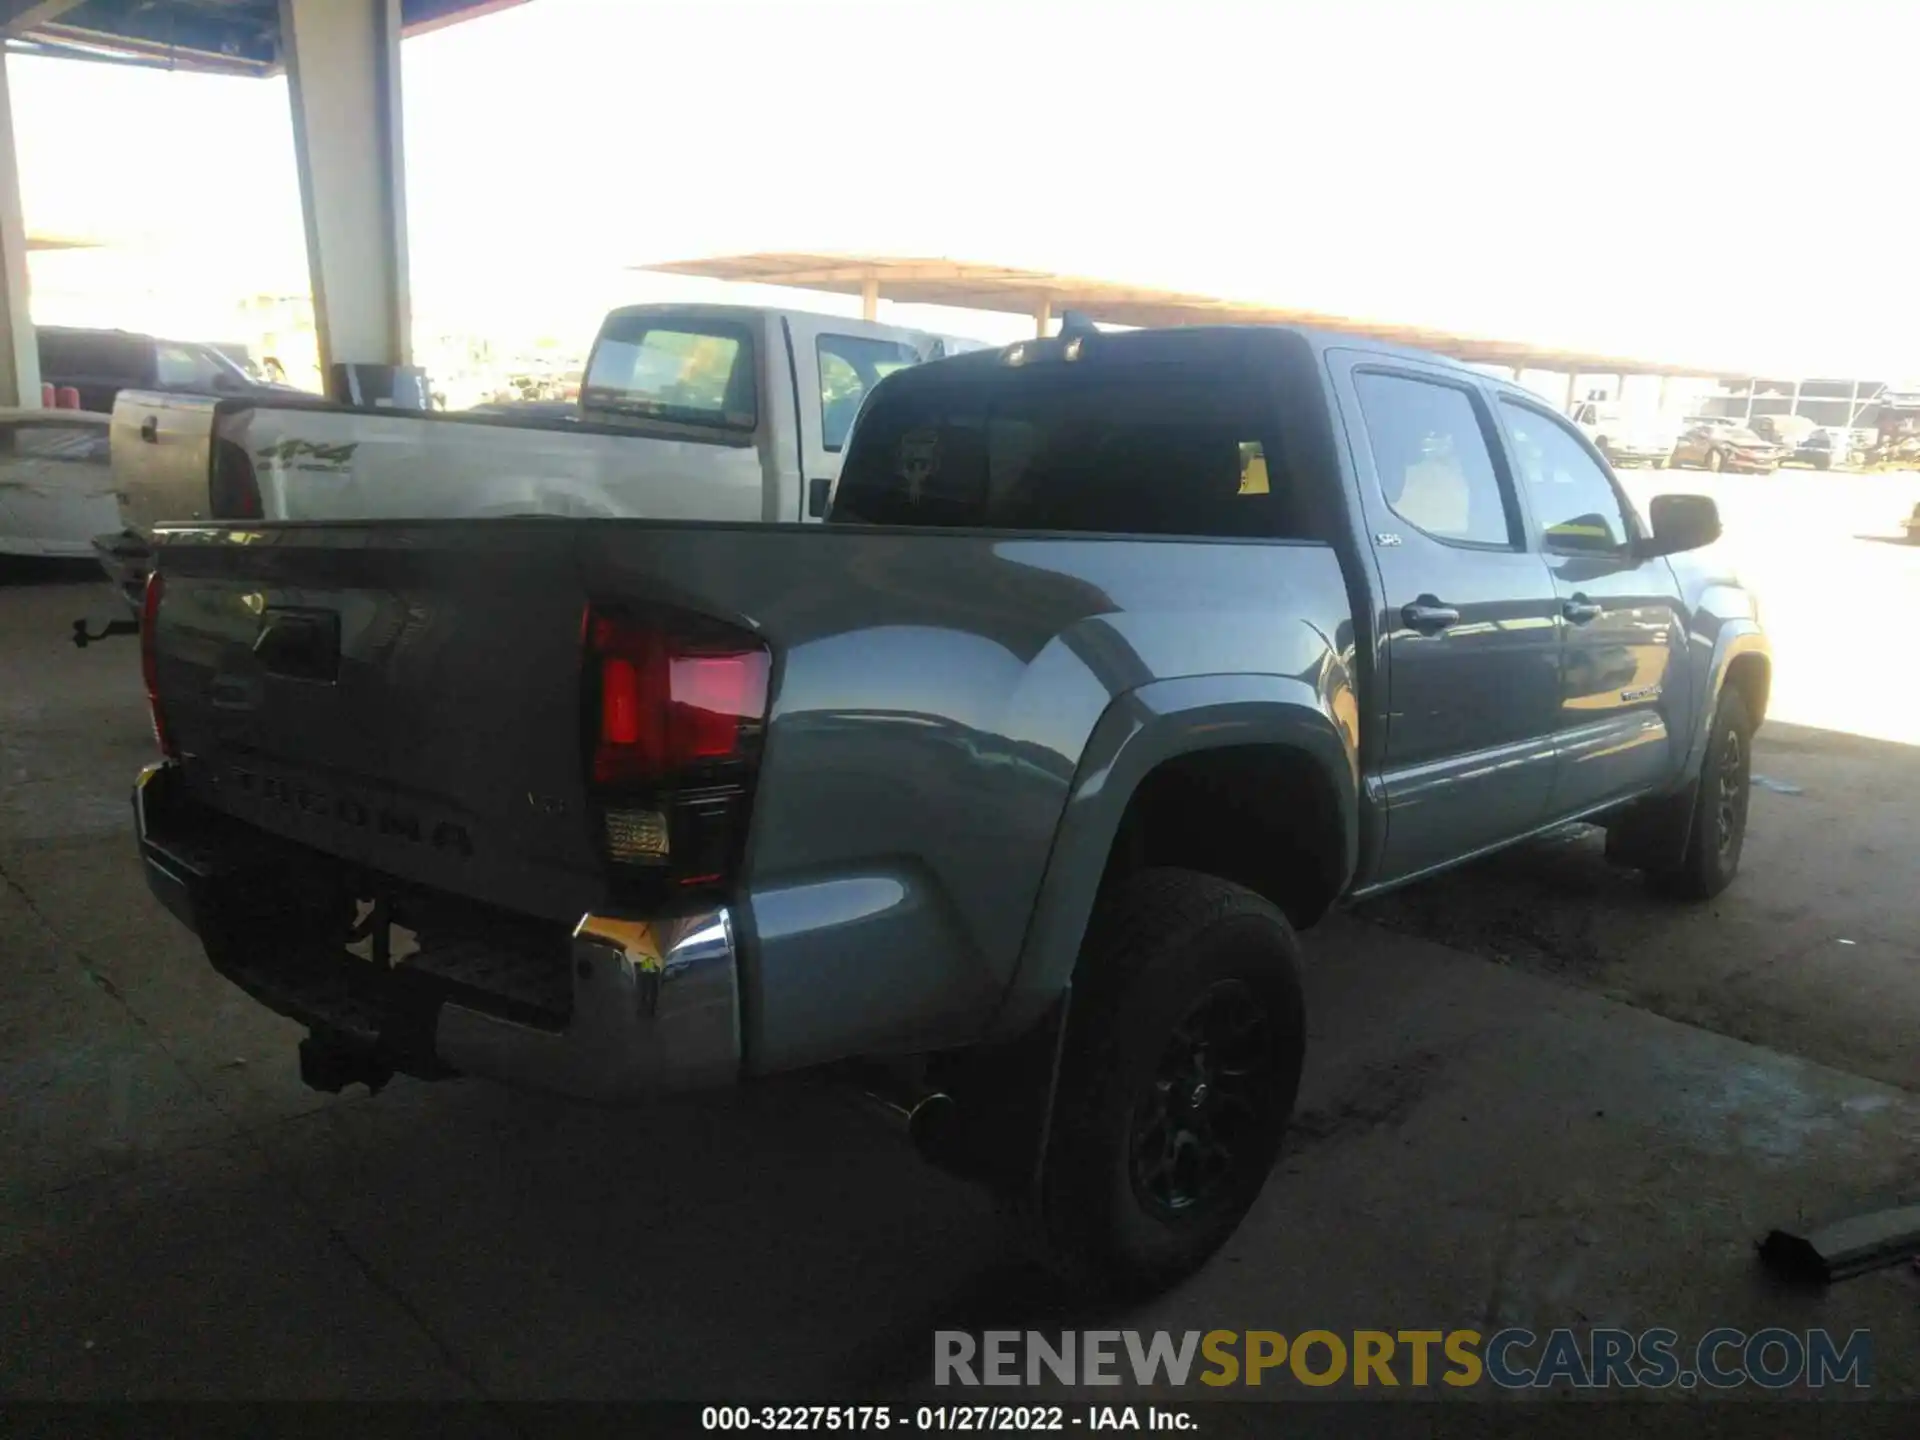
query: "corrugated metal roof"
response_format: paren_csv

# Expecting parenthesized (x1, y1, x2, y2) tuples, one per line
(3, 0, 526, 74)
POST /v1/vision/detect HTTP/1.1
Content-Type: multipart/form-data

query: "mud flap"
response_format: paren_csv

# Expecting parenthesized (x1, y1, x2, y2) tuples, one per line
(918, 989, 1073, 1198)
(1602, 780, 1697, 874)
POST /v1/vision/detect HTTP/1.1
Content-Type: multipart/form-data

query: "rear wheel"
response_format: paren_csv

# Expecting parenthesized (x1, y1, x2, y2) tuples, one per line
(1032, 868, 1305, 1298)
(1647, 688, 1754, 900)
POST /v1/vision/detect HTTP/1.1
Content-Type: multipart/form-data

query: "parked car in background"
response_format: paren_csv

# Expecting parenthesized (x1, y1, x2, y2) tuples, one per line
(1749, 414, 1817, 452)
(1787, 427, 1855, 470)
(1669, 417, 1782, 473)
(0, 408, 116, 559)
(37, 326, 306, 413)
(1569, 400, 1675, 467)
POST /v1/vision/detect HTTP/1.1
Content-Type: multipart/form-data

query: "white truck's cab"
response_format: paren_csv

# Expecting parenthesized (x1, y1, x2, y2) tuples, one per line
(92, 305, 982, 617)
(109, 304, 976, 535)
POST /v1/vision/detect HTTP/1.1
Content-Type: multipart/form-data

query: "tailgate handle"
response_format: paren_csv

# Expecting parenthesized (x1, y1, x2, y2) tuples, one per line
(253, 609, 340, 683)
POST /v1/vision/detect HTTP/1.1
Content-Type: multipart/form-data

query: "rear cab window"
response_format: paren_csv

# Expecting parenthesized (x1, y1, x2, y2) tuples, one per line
(832, 352, 1307, 539)
(582, 317, 757, 429)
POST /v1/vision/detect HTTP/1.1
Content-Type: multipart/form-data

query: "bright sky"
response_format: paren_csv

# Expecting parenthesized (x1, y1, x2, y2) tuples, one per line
(12, 0, 1920, 374)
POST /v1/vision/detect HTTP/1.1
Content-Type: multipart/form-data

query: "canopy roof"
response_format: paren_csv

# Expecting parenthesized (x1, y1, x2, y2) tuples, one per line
(644, 252, 1734, 379)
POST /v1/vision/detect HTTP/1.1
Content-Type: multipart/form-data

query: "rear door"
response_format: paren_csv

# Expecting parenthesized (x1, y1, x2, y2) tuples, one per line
(783, 315, 938, 518)
(1493, 398, 1694, 816)
(1329, 352, 1562, 883)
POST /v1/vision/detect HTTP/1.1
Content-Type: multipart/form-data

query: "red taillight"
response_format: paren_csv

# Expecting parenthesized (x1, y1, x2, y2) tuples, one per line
(586, 610, 769, 788)
(140, 571, 175, 757)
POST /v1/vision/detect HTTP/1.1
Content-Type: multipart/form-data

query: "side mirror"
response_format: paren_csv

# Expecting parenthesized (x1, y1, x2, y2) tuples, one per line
(807, 476, 833, 519)
(1640, 493, 1721, 557)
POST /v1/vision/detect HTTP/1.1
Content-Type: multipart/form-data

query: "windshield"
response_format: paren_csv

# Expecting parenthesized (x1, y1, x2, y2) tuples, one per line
(202, 345, 257, 384)
(581, 317, 757, 429)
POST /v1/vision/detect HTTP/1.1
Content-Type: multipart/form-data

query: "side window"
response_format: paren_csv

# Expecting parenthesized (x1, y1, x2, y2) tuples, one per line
(1499, 400, 1634, 553)
(1353, 371, 1513, 546)
(816, 334, 922, 451)
(154, 343, 215, 389)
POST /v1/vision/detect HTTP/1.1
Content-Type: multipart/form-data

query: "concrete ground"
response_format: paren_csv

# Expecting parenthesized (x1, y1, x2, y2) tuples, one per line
(3, 471, 1918, 1406)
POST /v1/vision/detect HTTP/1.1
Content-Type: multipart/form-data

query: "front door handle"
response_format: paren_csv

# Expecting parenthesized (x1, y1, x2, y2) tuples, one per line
(1563, 596, 1604, 625)
(1401, 598, 1461, 634)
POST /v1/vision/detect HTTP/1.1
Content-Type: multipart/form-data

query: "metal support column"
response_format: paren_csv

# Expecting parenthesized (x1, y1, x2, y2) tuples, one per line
(1034, 295, 1052, 338)
(280, 0, 419, 405)
(0, 50, 40, 409)
(860, 275, 879, 322)
(1562, 371, 1578, 411)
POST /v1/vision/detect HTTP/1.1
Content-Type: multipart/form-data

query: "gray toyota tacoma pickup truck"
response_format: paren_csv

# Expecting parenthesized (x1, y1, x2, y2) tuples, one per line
(132, 323, 1769, 1295)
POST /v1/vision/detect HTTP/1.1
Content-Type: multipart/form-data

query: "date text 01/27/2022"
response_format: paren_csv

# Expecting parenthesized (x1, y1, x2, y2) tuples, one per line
(700, 1405, 1195, 1432)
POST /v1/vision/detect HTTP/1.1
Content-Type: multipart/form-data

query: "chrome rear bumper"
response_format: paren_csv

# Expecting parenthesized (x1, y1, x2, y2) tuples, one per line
(134, 760, 741, 1101)
(436, 910, 740, 1099)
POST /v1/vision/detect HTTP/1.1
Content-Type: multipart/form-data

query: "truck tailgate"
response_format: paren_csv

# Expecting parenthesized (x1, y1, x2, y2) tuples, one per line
(152, 522, 603, 922)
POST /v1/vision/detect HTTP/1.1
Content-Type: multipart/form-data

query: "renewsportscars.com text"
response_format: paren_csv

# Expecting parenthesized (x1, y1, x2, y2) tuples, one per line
(934, 1327, 1872, 1391)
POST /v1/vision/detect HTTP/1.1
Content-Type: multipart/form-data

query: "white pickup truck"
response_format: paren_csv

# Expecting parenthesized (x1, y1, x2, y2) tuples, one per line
(92, 304, 985, 614)
(1569, 400, 1678, 469)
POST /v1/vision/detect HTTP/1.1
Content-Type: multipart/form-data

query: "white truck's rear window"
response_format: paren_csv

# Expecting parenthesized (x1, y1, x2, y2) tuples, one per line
(582, 318, 756, 429)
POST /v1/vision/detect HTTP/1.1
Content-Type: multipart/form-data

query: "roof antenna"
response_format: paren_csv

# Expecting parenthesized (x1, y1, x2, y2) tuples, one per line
(1057, 310, 1099, 339)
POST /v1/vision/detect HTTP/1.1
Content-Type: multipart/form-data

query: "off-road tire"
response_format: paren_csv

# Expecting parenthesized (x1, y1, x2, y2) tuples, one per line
(1031, 868, 1305, 1298)
(1647, 688, 1754, 900)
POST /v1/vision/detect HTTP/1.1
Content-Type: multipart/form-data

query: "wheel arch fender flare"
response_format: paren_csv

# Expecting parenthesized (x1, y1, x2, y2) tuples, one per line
(983, 673, 1359, 1042)
(1679, 620, 1769, 778)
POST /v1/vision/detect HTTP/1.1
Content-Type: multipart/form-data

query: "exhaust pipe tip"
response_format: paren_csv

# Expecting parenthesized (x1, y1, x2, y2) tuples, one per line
(907, 1091, 959, 1160)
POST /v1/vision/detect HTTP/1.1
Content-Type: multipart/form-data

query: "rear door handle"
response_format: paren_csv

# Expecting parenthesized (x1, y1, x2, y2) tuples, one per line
(1401, 598, 1461, 634)
(1563, 596, 1604, 625)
